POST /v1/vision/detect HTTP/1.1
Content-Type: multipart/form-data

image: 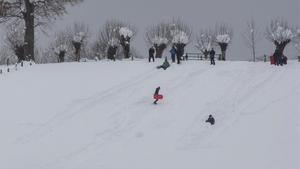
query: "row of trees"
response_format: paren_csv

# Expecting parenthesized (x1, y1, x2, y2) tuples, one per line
(0, 1, 299, 63)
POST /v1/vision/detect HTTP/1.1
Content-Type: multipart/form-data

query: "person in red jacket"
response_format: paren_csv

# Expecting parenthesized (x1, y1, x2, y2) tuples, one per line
(153, 87, 163, 104)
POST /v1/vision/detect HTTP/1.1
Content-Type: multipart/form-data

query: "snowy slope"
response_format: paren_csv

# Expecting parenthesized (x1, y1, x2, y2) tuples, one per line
(0, 60, 299, 169)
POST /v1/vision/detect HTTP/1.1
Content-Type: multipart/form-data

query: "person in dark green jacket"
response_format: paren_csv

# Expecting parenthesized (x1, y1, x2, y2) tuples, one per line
(157, 57, 170, 70)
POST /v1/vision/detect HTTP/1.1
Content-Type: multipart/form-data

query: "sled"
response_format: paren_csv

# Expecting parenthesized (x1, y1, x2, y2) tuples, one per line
(154, 94, 163, 100)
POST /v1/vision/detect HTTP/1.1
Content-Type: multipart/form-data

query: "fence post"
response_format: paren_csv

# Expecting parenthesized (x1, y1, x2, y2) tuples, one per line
(298, 56, 300, 62)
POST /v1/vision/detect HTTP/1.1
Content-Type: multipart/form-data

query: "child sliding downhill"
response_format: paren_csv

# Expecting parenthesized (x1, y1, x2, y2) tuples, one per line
(153, 87, 163, 104)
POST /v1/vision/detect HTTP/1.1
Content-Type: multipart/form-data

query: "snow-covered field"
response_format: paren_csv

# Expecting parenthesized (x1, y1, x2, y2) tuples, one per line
(0, 60, 299, 169)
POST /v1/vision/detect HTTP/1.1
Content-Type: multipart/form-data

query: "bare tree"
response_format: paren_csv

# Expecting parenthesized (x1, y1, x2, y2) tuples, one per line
(195, 29, 215, 59)
(0, 45, 16, 65)
(119, 25, 137, 59)
(53, 30, 70, 62)
(93, 20, 137, 60)
(170, 19, 192, 64)
(0, 0, 83, 61)
(67, 22, 90, 62)
(215, 23, 233, 61)
(242, 20, 261, 62)
(266, 19, 298, 59)
(4, 23, 25, 62)
(145, 22, 170, 58)
(293, 29, 300, 56)
(92, 20, 122, 60)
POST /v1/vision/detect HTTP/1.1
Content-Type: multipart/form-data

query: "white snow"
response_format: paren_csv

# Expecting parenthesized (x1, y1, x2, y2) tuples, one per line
(73, 32, 85, 43)
(119, 27, 133, 38)
(0, 60, 299, 169)
(108, 37, 119, 47)
(216, 34, 231, 44)
(271, 24, 295, 43)
(172, 31, 189, 44)
(152, 36, 168, 45)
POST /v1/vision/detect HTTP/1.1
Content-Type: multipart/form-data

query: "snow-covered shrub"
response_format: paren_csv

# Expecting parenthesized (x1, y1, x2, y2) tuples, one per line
(145, 22, 170, 58)
(214, 23, 233, 61)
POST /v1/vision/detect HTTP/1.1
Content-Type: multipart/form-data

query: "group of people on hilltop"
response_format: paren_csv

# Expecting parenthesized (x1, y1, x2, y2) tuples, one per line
(149, 46, 217, 66)
(272, 49, 288, 66)
(148, 45, 183, 64)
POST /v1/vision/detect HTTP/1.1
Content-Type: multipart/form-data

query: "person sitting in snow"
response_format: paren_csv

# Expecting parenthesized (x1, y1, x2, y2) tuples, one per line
(149, 46, 155, 62)
(157, 57, 170, 70)
(206, 115, 215, 125)
(153, 87, 163, 104)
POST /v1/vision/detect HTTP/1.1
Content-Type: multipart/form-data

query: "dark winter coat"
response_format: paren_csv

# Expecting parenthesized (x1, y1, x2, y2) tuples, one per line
(206, 115, 215, 125)
(157, 58, 170, 70)
(154, 87, 160, 95)
(209, 49, 216, 59)
(149, 47, 155, 57)
(170, 47, 177, 56)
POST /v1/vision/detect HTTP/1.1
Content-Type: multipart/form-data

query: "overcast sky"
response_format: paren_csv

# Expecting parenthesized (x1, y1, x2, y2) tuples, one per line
(1, 0, 300, 60)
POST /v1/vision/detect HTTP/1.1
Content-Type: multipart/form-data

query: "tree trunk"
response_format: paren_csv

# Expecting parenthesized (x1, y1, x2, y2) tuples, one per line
(120, 35, 131, 59)
(274, 40, 289, 59)
(219, 43, 228, 61)
(73, 42, 81, 62)
(154, 44, 167, 58)
(23, 0, 35, 61)
(107, 46, 117, 61)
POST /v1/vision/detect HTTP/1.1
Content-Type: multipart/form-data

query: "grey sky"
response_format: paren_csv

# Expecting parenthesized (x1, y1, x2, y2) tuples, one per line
(1, 0, 300, 60)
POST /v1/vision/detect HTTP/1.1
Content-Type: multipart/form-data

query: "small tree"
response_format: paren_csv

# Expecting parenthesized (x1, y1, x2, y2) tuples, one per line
(169, 19, 192, 64)
(53, 31, 70, 63)
(93, 20, 136, 60)
(266, 19, 298, 59)
(145, 22, 170, 58)
(195, 29, 215, 59)
(67, 22, 90, 62)
(0, 0, 83, 61)
(93, 20, 122, 60)
(215, 23, 233, 61)
(4, 23, 25, 62)
(242, 20, 261, 62)
(293, 29, 300, 55)
(119, 26, 136, 59)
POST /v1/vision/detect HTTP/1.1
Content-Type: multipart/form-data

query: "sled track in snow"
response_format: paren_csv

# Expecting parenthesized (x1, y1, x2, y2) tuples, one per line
(38, 65, 218, 169)
(15, 68, 158, 144)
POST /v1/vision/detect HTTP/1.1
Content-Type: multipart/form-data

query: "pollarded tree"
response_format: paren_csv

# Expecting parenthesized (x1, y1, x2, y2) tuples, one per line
(266, 19, 298, 59)
(119, 26, 136, 59)
(215, 23, 233, 61)
(52, 30, 69, 63)
(242, 20, 261, 62)
(93, 20, 122, 60)
(145, 22, 170, 58)
(67, 22, 90, 62)
(169, 19, 192, 64)
(0, 0, 83, 62)
(295, 29, 300, 54)
(195, 29, 215, 59)
(4, 23, 25, 62)
(93, 20, 137, 60)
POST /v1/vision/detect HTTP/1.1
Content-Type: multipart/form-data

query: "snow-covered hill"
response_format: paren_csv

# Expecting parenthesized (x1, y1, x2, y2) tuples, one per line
(0, 60, 299, 169)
